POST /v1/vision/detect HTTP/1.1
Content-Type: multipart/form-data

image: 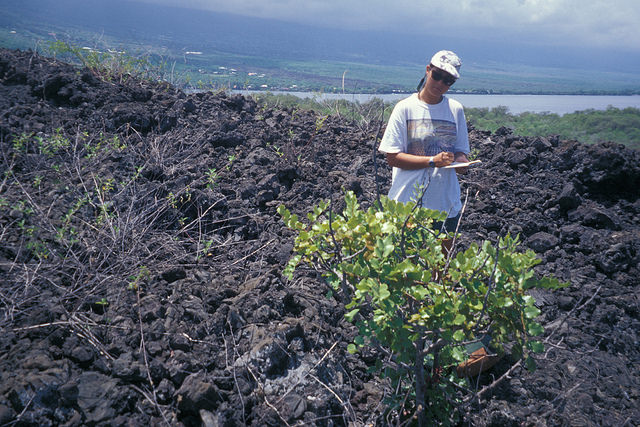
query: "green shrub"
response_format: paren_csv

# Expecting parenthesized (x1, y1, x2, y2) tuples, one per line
(279, 191, 567, 425)
(48, 40, 152, 84)
(467, 105, 640, 149)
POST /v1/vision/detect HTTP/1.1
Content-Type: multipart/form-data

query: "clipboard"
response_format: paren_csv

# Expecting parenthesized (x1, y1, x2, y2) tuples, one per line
(442, 160, 482, 169)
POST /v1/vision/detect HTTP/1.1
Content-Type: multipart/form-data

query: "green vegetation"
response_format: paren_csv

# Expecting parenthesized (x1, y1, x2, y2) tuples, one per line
(6, 129, 133, 262)
(252, 92, 390, 125)
(45, 40, 183, 86)
(466, 106, 640, 149)
(279, 191, 567, 425)
(252, 93, 640, 149)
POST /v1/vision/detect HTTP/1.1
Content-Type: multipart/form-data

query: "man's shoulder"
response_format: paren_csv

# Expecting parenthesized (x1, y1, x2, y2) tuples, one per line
(395, 93, 420, 107)
(390, 93, 421, 115)
(444, 96, 464, 111)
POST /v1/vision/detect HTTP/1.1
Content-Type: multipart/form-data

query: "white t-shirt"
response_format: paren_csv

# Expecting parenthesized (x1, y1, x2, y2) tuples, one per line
(378, 93, 469, 218)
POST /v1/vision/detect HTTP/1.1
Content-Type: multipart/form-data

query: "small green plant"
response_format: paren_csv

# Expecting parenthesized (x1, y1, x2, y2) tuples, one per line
(12, 133, 31, 152)
(12, 201, 34, 218)
(46, 128, 70, 155)
(315, 114, 328, 132)
(227, 154, 237, 170)
(128, 266, 150, 291)
(181, 186, 192, 204)
(21, 223, 49, 260)
(85, 132, 127, 159)
(95, 205, 114, 227)
(12, 128, 70, 157)
(197, 239, 215, 261)
(468, 146, 480, 161)
(100, 178, 115, 194)
(268, 143, 284, 157)
(56, 194, 89, 244)
(109, 134, 126, 151)
(93, 178, 116, 227)
(25, 238, 50, 260)
(203, 239, 214, 256)
(95, 298, 109, 307)
(206, 168, 219, 189)
(48, 40, 152, 84)
(166, 192, 178, 209)
(279, 191, 567, 425)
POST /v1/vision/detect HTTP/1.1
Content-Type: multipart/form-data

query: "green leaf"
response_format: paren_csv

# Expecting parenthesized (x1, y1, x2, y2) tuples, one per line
(512, 342, 523, 360)
(453, 329, 466, 342)
(527, 340, 544, 354)
(347, 344, 357, 354)
(345, 308, 359, 322)
(453, 313, 466, 326)
(356, 278, 372, 291)
(382, 237, 394, 258)
(381, 222, 395, 234)
(439, 329, 453, 342)
(525, 356, 537, 372)
(373, 313, 387, 324)
(495, 296, 512, 308)
(378, 283, 391, 300)
(524, 305, 541, 319)
(528, 276, 570, 289)
(527, 322, 544, 336)
(433, 303, 446, 315)
(451, 346, 466, 362)
(412, 285, 429, 300)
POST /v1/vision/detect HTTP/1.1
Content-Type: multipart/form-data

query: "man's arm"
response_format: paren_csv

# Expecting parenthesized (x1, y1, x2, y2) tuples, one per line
(386, 151, 454, 169)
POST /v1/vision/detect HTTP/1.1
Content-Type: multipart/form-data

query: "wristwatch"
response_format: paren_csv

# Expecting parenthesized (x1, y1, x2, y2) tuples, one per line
(429, 158, 435, 168)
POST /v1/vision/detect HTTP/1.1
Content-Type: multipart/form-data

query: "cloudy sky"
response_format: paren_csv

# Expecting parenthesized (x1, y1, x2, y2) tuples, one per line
(135, 0, 640, 53)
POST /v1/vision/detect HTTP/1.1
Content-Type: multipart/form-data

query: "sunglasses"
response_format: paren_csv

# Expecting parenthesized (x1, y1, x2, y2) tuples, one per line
(430, 68, 456, 86)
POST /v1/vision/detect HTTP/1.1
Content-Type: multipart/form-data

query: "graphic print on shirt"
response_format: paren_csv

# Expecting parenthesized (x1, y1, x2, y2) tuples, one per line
(406, 118, 457, 156)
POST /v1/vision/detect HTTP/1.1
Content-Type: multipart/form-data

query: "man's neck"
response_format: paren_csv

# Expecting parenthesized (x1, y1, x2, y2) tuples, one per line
(418, 89, 443, 105)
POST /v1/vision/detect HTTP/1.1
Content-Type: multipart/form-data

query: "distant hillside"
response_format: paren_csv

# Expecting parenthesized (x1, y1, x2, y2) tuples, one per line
(2, 0, 640, 94)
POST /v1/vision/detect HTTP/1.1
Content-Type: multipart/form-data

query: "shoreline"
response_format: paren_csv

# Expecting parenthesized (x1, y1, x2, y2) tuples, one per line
(233, 89, 640, 97)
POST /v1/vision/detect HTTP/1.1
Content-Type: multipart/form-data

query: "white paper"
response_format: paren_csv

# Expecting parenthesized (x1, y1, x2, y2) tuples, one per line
(442, 160, 482, 169)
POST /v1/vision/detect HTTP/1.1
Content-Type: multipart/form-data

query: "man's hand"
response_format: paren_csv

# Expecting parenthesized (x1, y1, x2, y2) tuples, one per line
(454, 152, 470, 174)
(433, 151, 454, 167)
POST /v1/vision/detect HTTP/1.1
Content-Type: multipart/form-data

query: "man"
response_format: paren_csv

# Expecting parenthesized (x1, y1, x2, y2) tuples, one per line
(378, 50, 470, 239)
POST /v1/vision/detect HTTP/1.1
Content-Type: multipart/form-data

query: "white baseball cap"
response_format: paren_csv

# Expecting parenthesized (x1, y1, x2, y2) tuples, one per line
(430, 50, 462, 79)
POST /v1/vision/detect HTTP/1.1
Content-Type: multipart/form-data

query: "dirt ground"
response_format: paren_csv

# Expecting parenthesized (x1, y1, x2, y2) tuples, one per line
(0, 48, 639, 426)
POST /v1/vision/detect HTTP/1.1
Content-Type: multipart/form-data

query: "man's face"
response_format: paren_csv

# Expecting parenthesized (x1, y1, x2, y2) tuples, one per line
(425, 65, 456, 97)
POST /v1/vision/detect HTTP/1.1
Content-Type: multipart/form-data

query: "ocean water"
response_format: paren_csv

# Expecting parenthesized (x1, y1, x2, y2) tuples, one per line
(235, 90, 640, 115)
